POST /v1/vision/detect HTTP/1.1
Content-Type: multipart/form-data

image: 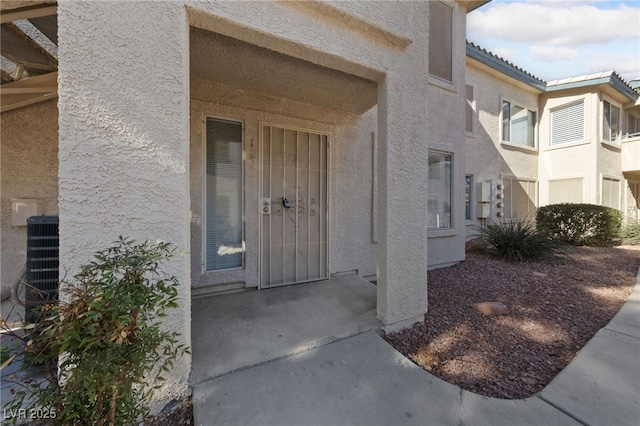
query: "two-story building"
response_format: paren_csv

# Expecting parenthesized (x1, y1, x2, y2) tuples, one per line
(464, 42, 640, 233)
(1, 0, 488, 408)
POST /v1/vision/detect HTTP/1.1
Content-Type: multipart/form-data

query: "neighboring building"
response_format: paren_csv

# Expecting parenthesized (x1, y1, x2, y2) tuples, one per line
(1, 0, 488, 409)
(465, 42, 640, 234)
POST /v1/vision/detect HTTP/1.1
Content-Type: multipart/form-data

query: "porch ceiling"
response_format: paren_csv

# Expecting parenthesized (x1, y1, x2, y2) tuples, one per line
(190, 27, 378, 116)
(0, 1, 57, 113)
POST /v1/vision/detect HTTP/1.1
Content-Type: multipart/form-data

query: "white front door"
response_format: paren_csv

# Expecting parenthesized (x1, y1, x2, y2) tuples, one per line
(260, 124, 329, 288)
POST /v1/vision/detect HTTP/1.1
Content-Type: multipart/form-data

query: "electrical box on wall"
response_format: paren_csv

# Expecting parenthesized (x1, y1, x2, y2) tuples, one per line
(12, 199, 40, 226)
(478, 203, 490, 219)
(478, 182, 491, 203)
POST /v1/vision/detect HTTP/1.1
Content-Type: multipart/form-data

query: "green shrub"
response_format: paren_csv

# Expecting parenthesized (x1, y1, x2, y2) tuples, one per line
(3, 237, 190, 425)
(536, 203, 622, 246)
(621, 218, 640, 245)
(482, 218, 563, 262)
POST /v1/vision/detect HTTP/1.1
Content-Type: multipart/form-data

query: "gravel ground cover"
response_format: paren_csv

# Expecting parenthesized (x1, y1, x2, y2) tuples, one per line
(385, 245, 640, 399)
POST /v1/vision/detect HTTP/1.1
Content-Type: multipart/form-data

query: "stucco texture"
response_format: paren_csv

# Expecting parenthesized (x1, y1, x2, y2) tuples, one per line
(57, 1, 191, 409)
(1, 100, 58, 323)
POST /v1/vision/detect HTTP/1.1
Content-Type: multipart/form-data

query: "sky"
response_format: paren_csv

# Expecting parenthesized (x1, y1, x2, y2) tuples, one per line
(467, 0, 640, 83)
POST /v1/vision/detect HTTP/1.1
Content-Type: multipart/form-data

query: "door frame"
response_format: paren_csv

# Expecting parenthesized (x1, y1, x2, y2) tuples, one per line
(258, 121, 331, 289)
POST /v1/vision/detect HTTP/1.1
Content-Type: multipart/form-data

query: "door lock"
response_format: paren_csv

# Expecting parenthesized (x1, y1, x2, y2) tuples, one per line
(262, 198, 271, 214)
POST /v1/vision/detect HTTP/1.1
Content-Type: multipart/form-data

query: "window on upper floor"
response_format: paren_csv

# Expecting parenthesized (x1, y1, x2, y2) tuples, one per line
(550, 99, 585, 146)
(603, 100, 620, 144)
(626, 113, 638, 138)
(502, 178, 536, 219)
(428, 151, 452, 229)
(502, 101, 536, 147)
(429, 1, 453, 83)
(465, 85, 474, 133)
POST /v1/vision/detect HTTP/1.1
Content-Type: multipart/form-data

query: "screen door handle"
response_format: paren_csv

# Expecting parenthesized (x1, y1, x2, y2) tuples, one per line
(282, 197, 292, 208)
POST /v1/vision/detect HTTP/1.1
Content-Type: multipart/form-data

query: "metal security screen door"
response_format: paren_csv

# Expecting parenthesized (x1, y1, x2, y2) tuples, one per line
(261, 124, 328, 288)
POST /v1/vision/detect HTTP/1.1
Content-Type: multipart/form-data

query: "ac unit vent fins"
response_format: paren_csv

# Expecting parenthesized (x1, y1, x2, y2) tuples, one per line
(25, 215, 59, 323)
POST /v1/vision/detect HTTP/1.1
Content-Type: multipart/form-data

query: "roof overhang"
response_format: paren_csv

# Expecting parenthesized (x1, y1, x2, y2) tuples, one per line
(0, 1, 57, 113)
(546, 73, 637, 103)
(463, 1, 491, 13)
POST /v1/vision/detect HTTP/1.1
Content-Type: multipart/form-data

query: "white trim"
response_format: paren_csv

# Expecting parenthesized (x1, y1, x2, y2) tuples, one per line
(500, 98, 537, 149)
(601, 95, 623, 148)
(548, 98, 587, 148)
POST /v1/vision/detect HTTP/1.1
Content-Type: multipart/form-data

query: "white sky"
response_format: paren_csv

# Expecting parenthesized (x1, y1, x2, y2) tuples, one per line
(467, 0, 640, 82)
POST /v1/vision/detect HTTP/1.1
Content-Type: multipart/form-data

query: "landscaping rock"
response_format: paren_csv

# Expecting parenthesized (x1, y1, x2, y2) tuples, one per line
(471, 302, 510, 315)
(465, 238, 490, 253)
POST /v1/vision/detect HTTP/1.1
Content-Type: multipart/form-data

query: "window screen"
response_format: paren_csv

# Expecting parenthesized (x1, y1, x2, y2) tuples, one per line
(503, 178, 536, 219)
(549, 178, 583, 204)
(602, 177, 620, 209)
(550, 100, 585, 145)
(206, 117, 243, 271)
(429, 1, 453, 82)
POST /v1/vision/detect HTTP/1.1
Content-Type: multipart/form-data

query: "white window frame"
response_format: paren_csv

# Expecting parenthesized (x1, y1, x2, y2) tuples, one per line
(428, 150, 453, 230)
(549, 98, 586, 148)
(501, 176, 537, 220)
(203, 115, 245, 273)
(501, 99, 537, 149)
(465, 174, 473, 222)
(602, 99, 621, 145)
(601, 175, 621, 210)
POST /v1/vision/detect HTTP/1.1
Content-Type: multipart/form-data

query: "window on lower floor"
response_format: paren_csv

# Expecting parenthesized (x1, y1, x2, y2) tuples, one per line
(502, 101, 536, 147)
(502, 178, 536, 219)
(602, 177, 621, 210)
(549, 178, 583, 205)
(603, 100, 620, 143)
(205, 117, 244, 271)
(550, 99, 585, 146)
(428, 151, 452, 229)
(465, 175, 473, 220)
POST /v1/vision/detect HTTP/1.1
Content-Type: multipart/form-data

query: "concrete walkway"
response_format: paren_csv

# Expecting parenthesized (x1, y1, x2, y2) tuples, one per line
(193, 269, 640, 426)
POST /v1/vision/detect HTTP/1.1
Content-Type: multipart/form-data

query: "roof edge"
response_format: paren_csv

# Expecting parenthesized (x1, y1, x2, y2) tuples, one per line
(466, 41, 546, 92)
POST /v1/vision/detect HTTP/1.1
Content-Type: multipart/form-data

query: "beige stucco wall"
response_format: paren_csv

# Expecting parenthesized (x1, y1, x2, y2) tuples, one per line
(538, 91, 599, 205)
(464, 61, 541, 234)
(425, 2, 470, 268)
(57, 0, 191, 410)
(52, 0, 478, 404)
(0, 100, 59, 323)
(538, 89, 630, 208)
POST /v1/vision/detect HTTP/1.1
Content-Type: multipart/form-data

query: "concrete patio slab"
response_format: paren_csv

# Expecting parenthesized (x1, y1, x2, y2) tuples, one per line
(538, 328, 640, 426)
(194, 332, 461, 426)
(191, 275, 382, 384)
(458, 391, 581, 426)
